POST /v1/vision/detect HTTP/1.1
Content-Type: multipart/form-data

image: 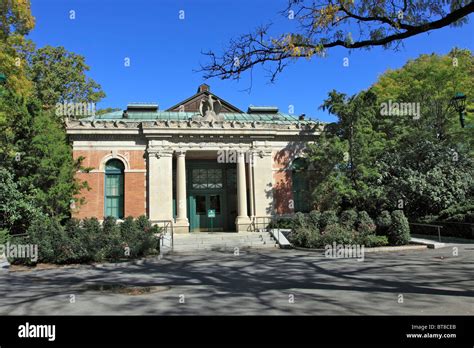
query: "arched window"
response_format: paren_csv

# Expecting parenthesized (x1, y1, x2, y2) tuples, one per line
(291, 158, 311, 213)
(105, 159, 124, 218)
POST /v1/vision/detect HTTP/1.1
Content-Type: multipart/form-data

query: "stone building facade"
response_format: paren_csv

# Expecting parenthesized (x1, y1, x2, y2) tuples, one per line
(66, 84, 320, 233)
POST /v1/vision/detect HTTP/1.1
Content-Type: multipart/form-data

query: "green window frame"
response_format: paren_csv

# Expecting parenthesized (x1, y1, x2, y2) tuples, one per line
(105, 159, 125, 219)
(191, 168, 223, 189)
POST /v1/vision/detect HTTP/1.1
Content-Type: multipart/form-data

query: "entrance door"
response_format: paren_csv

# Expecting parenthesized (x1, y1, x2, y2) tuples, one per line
(189, 193, 223, 232)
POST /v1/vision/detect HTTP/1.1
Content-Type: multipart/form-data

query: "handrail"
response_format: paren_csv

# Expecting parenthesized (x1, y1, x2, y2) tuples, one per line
(409, 222, 443, 242)
(154, 220, 174, 252)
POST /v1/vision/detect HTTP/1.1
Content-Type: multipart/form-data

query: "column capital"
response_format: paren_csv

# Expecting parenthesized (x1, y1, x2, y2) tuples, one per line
(175, 149, 187, 157)
(254, 148, 273, 158)
(148, 148, 174, 159)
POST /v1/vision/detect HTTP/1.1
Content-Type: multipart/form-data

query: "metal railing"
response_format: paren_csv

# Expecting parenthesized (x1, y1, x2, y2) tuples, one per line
(409, 222, 443, 242)
(154, 220, 174, 252)
(251, 215, 295, 246)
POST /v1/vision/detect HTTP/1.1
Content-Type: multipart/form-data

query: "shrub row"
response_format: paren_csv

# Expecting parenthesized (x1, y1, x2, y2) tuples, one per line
(9, 216, 161, 265)
(279, 210, 410, 248)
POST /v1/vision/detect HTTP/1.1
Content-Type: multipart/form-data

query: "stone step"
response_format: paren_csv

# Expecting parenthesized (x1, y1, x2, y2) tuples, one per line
(169, 232, 279, 253)
(173, 237, 275, 245)
(174, 233, 269, 240)
(172, 243, 278, 252)
(173, 240, 277, 248)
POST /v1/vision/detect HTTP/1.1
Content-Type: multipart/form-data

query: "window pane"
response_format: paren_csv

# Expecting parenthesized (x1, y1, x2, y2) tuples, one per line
(195, 195, 206, 214)
(209, 195, 221, 214)
(105, 172, 124, 218)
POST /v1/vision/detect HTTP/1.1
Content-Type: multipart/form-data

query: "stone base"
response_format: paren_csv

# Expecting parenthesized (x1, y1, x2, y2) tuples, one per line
(235, 216, 252, 232)
(174, 219, 190, 234)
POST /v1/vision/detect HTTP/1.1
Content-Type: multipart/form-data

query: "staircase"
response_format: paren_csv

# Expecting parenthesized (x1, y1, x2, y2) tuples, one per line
(170, 232, 278, 253)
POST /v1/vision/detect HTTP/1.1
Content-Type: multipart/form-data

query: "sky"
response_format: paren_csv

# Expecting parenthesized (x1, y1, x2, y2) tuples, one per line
(28, 0, 474, 122)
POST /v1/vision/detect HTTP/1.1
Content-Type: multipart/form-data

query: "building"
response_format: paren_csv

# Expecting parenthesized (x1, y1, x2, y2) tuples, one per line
(66, 84, 320, 233)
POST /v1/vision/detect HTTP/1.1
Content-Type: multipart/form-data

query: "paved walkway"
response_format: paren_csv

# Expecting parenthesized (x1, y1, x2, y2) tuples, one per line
(0, 245, 473, 315)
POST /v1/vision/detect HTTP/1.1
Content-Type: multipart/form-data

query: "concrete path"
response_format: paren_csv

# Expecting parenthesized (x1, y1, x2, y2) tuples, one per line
(0, 245, 473, 315)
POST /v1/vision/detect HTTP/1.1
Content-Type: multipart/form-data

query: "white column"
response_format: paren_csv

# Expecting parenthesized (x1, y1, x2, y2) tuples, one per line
(148, 149, 173, 223)
(253, 148, 274, 217)
(236, 150, 251, 231)
(247, 156, 255, 217)
(174, 150, 189, 233)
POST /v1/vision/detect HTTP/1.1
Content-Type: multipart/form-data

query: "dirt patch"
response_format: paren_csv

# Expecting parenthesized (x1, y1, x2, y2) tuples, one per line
(85, 284, 170, 295)
(9, 263, 87, 272)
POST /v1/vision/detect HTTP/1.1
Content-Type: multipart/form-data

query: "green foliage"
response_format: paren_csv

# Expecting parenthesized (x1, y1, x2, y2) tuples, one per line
(377, 140, 473, 219)
(290, 226, 320, 249)
(0, 167, 42, 234)
(11, 216, 159, 265)
(288, 209, 407, 248)
(268, 217, 294, 229)
(320, 224, 354, 246)
(307, 49, 473, 220)
(339, 209, 358, 229)
(320, 210, 338, 229)
(376, 210, 392, 235)
(293, 212, 308, 228)
(29, 46, 105, 107)
(387, 210, 411, 245)
(0, 228, 9, 244)
(356, 234, 389, 247)
(308, 210, 321, 229)
(356, 211, 376, 234)
(438, 200, 474, 221)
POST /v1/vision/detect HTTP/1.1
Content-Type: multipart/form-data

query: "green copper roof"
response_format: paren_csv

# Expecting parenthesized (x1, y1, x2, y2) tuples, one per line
(87, 111, 312, 124)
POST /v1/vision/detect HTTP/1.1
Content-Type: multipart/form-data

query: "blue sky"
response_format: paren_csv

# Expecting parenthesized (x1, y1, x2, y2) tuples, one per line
(29, 0, 473, 122)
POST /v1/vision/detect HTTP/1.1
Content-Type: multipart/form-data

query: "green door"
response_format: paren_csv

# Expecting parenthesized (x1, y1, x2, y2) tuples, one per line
(189, 193, 223, 232)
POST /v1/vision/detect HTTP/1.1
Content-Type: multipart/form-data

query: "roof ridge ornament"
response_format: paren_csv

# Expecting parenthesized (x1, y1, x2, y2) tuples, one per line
(197, 95, 225, 122)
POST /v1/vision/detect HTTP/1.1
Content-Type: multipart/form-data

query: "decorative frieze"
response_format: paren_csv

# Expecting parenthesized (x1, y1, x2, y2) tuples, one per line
(66, 118, 321, 132)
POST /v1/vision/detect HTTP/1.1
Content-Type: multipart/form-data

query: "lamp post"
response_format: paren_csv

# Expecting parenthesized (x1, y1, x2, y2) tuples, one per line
(450, 92, 467, 128)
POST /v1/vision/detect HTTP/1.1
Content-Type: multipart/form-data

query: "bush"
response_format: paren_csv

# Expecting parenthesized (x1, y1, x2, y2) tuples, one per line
(11, 216, 159, 265)
(289, 226, 320, 248)
(465, 212, 474, 223)
(356, 234, 389, 247)
(308, 210, 321, 229)
(320, 224, 354, 246)
(446, 214, 465, 222)
(13, 215, 74, 264)
(376, 210, 392, 236)
(268, 217, 294, 229)
(387, 210, 411, 245)
(0, 228, 9, 245)
(340, 210, 357, 229)
(438, 201, 474, 221)
(357, 211, 376, 234)
(293, 212, 308, 228)
(320, 210, 338, 229)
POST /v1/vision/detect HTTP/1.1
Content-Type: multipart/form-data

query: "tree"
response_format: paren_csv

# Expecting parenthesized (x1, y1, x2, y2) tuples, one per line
(201, 0, 474, 81)
(372, 48, 474, 153)
(29, 46, 105, 108)
(308, 89, 387, 212)
(0, 0, 35, 39)
(0, 0, 35, 96)
(376, 139, 473, 218)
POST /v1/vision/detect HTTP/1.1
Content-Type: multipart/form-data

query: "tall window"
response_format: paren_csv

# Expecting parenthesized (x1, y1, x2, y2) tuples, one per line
(105, 159, 124, 218)
(291, 158, 311, 213)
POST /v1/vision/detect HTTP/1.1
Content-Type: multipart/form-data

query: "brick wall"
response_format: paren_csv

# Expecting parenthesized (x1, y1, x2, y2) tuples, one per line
(72, 149, 146, 219)
(272, 149, 294, 215)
